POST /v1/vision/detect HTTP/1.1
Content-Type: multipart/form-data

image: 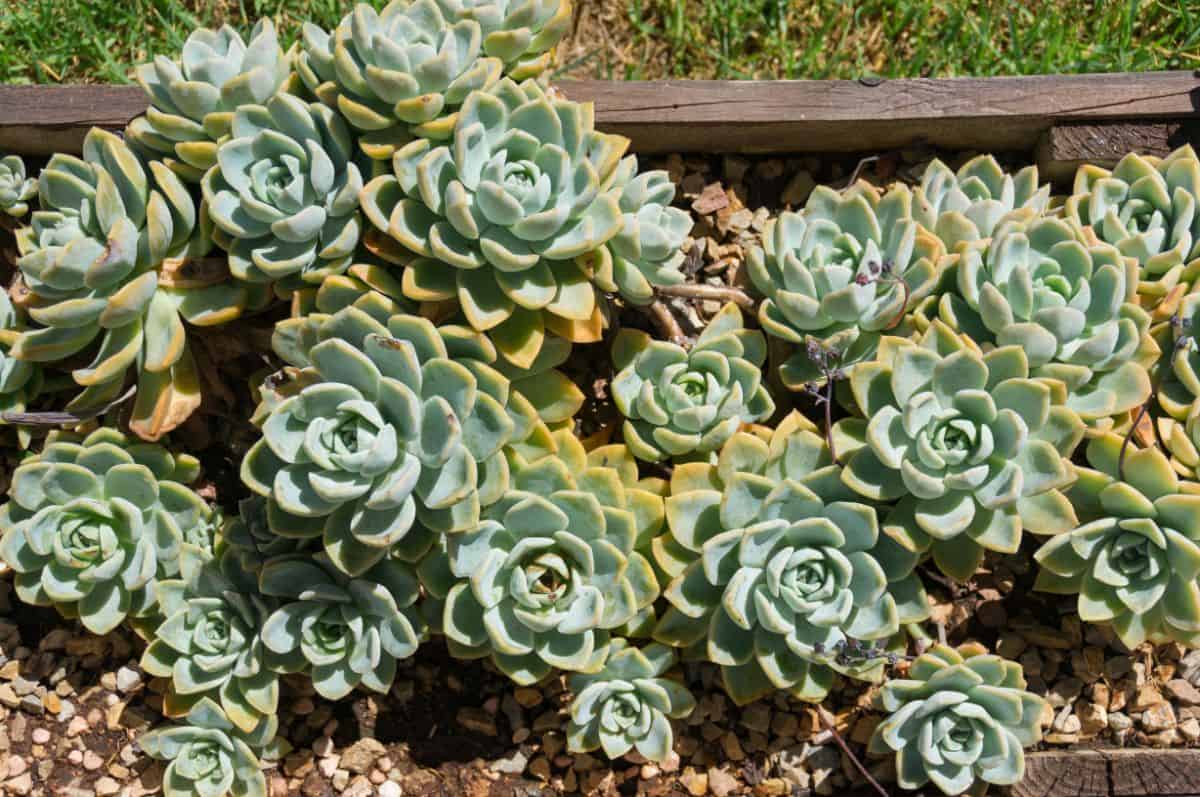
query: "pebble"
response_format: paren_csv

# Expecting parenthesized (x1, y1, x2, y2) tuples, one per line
(528, 756, 551, 781)
(707, 766, 739, 797)
(681, 769, 708, 796)
(4, 772, 32, 795)
(720, 731, 745, 761)
(339, 738, 385, 774)
(0, 685, 17, 709)
(115, 666, 142, 693)
(456, 707, 498, 736)
(739, 703, 771, 734)
(1142, 703, 1177, 732)
(83, 750, 104, 770)
(94, 776, 120, 796)
(1109, 711, 1133, 731)
(1167, 679, 1200, 706)
(489, 749, 527, 774)
(378, 783, 401, 797)
(66, 715, 89, 737)
(30, 728, 48, 744)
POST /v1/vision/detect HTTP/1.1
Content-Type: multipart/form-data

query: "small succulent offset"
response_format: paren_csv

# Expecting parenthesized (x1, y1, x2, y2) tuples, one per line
(140, 697, 275, 797)
(590, 156, 692, 306)
(611, 302, 774, 462)
(361, 78, 629, 367)
(913, 155, 1049, 252)
(869, 643, 1046, 796)
(260, 553, 425, 699)
(429, 0, 571, 80)
(419, 431, 663, 684)
(296, 0, 502, 159)
(567, 640, 696, 762)
(652, 412, 929, 705)
(1065, 146, 1200, 298)
(142, 548, 285, 733)
(834, 321, 1084, 581)
(0, 290, 41, 445)
(0, 154, 36, 218)
(245, 305, 559, 576)
(746, 183, 945, 388)
(126, 20, 293, 182)
(940, 215, 1155, 426)
(12, 128, 250, 440)
(1034, 435, 1200, 648)
(0, 428, 207, 635)
(201, 92, 363, 288)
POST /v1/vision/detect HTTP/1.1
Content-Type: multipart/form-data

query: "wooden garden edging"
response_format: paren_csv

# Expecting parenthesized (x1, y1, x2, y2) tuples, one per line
(4, 70, 1200, 797)
(2, 71, 1200, 178)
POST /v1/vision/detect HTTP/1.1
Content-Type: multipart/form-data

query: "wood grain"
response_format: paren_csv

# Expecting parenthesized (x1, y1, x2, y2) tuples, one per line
(1036, 121, 1200, 182)
(1011, 749, 1200, 797)
(2, 71, 1200, 156)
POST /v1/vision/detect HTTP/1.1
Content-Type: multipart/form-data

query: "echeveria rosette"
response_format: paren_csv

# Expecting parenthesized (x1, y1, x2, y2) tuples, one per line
(834, 321, 1084, 581)
(0, 155, 36, 219)
(913, 155, 1049, 253)
(1065, 146, 1200, 301)
(244, 305, 560, 577)
(140, 697, 276, 797)
(589, 156, 691, 306)
(1034, 434, 1200, 648)
(296, 0, 503, 160)
(651, 412, 929, 705)
(0, 428, 208, 636)
(260, 552, 425, 699)
(940, 215, 1156, 428)
(430, 0, 571, 80)
(868, 643, 1046, 796)
(611, 302, 774, 462)
(126, 20, 293, 183)
(418, 430, 664, 684)
(12, 128, 253, 440)
(201, 93, 363, 289)
(223, 496, 311, 573)
(746, 182, 945, 389)
(566, 640, 696, 763)
(143, 547, 286, 734)
(361, 78, 629, 368)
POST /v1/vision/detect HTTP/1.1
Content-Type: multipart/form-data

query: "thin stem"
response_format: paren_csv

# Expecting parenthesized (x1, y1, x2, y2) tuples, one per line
(655, 282, 756, 308)
(643, 300, 686, 345)
(817, 707, 889, 797)
(883, 276, 911, 331)
(825, 377, 840, 466)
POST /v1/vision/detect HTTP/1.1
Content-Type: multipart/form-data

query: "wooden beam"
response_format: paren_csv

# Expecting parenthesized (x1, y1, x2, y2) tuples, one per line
(2, 71, 1200, 157)
(1011, 749, 1200, 797)
(1037, 120, 1200, 183)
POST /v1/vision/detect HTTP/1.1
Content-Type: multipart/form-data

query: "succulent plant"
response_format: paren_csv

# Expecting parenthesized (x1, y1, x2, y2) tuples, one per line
(1152, 287, 1200, 419)
(566, 640, 696, 762)
(0, 428, 207, 635)
(143, 546, 286, 733)
(361, 78, 629, 367)
(201, 92, 363, 289)
(0, 290, 41, 446)
(0, 154, 36, 218)
(428, 0, 571, 80)
(940, 214, 1155, 426)
(913, 156, 1049, 253)
(1034, 434, 1200, 648)
(833, 321, 1084, 580)
(260, 552, 425, 699)
(651, 412, 928, 704)
(140, 697, 275, 797)
(222, 496, 310, 571)
(288, 259, 418, 321)
(296, 0, 503, 160)
(245, 305, 567, 576)
(589, 156, 691, 306)
(746, 183, 945, 388)
(12, 128, 262, 440)
(869, 643, 1046, 796)
(1064, 146, 1200, 300)
(126, 20, 293, 183)
(611, 302, 774, 462)
(419, 430, 663, 684)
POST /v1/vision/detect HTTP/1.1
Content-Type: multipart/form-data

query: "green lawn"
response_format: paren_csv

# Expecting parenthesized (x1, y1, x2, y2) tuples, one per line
(0, 0, 1197, 84)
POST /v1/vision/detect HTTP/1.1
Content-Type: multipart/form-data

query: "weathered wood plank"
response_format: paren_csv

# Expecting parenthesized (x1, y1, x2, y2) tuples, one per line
(2, 71, 1200, 156)
(1036, 121, 1200, 183)
(1010, 749, 1200, 797)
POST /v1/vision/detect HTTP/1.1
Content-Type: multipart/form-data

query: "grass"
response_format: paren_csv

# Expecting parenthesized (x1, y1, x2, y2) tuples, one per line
(0, 0, 1198, 84)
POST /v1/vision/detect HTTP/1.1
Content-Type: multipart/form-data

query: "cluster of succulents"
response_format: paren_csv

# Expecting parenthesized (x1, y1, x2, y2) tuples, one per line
(3, 14, 1200, 797)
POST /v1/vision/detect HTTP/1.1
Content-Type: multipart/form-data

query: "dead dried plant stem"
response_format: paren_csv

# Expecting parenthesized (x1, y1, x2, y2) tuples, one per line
(645, 300, 686, 345)
(817, 707, 889, 797)
(655, 283, 756, 308)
